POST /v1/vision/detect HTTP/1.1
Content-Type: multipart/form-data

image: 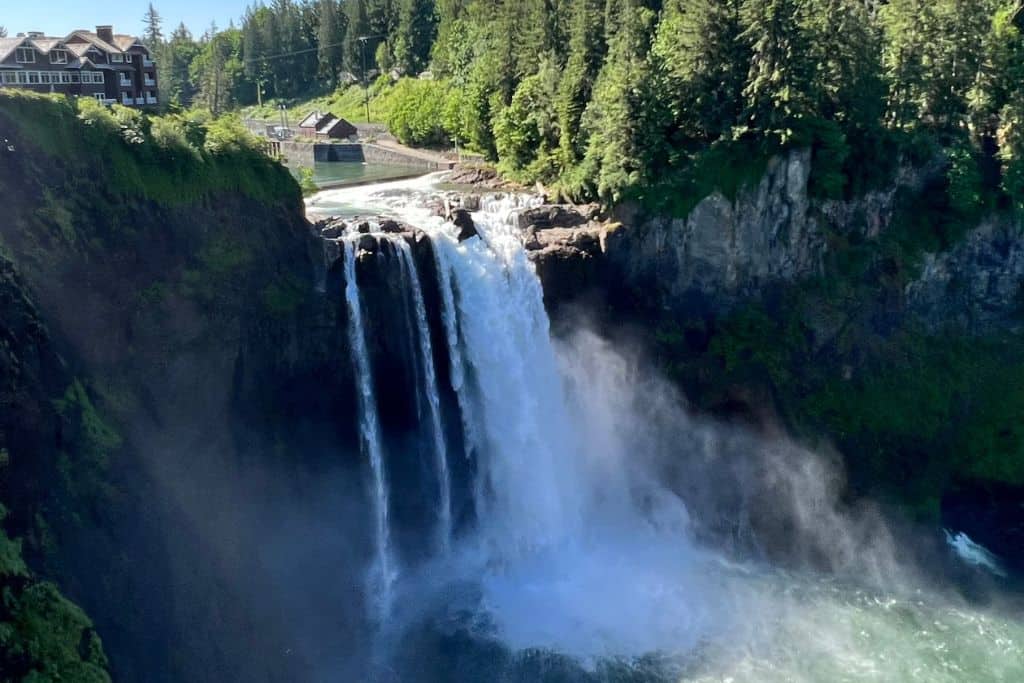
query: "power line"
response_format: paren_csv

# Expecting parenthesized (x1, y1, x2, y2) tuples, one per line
(241, 32, 386, 65)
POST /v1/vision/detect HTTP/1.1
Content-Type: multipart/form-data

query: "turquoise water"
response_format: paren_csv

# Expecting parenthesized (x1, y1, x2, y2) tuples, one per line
(291, 161, 421, 187)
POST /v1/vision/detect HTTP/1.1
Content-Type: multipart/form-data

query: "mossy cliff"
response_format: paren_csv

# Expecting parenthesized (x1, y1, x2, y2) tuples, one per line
(0, 91, 362, 682)
(528, 147, 1024, 568)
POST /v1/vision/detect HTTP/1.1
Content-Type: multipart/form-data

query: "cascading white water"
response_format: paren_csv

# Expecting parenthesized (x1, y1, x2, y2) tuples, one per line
(394, 239, 453, 554)
(342, 238, 396, 622)
(313, 178, 1024, 681)
(431, 237, 480, 463)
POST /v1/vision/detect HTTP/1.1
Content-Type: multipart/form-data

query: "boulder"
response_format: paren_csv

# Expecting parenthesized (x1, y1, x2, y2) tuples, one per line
(451, 208, 477, 242)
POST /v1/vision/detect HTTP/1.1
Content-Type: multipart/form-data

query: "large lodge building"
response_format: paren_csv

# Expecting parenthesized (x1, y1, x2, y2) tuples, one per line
(0, 25, 158, 107)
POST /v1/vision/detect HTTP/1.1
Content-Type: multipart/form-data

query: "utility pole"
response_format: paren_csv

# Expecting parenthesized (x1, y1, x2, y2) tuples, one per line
(279, 103, 287, 138)
(358, 36, 370, 123)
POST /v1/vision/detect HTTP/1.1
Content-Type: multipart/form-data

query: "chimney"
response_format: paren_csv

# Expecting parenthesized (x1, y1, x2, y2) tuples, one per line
(96, 25, 113, 44)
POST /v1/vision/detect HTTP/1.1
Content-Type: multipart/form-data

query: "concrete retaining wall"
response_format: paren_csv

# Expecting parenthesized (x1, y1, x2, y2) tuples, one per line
(277, 140, 451, 170)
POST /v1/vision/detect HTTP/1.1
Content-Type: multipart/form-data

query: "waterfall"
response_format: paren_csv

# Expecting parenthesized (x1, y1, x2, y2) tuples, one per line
(394, 239, 453, 554)
(430, 235, 479, 461)
(342, 238, 396, 622)
(437, 195, 586, 553)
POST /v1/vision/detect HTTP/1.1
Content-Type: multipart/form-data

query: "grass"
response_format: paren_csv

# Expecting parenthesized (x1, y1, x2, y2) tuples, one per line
(242, 77, 396, 126)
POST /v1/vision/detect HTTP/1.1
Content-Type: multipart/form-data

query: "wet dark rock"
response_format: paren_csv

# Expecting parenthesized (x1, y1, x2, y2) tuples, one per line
(451, 209, 477, 242)
(380, 219, 405, 234)
(355, 220, 372, 234)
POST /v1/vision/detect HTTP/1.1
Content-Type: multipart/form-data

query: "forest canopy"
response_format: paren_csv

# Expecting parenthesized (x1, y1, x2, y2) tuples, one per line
(145, 0, 1024, 207)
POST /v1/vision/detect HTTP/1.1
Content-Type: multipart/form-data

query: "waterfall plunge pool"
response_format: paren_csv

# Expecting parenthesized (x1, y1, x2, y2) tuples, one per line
(309, 176, 1024, 683)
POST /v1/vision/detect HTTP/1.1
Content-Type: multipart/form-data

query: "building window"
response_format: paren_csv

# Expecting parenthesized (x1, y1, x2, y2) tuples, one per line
(110, 54, 123, 63)
(40, 73, 51, 84)
(1, 71, 16, 84)
(50, 49, 68, 64)
(70, 72, 80, 83)
(126, 54, 134, 63)
(16, 48, 36, 64)
(93, 93, 105, 102)
(60, 72, 72, 84)
(27, 72, 40, 84)
(16, 72, 27, 84)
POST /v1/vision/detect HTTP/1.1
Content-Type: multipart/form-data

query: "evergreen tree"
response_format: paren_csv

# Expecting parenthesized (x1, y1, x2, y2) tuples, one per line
(394, 0, 437, 74)
(431, 0, 473, 79)
(653, 0, 747, 141)
(161, 23, 200, 107)
(578, 2, 660, 201)
(0, 27, 7, 38)
(804, 0, 885, 130)
(317, 0, 347, 86)
(142, 3, 164, 47)
(556, 0, 607, 164)
(882, 0, 997, 131)
(345, 0, 373, 79)
(740, 0, 817, 140)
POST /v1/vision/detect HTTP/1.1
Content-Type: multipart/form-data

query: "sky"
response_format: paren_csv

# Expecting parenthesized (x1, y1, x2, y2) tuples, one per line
(2, 0, 252, 39)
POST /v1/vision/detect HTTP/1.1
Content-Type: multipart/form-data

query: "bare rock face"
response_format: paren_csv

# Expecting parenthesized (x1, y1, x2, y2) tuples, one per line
(603, 149, 821, 306)
(907, 214, 1024, 332)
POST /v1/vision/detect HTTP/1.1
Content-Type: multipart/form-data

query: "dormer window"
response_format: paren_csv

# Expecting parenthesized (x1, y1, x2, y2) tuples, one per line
(15, 47, 36, 63)
(110, 54, 123, 63)
(50, 49, 68, 64)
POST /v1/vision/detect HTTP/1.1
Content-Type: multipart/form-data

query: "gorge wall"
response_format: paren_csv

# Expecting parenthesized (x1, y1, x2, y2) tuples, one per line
(521, 148, 1024, 570)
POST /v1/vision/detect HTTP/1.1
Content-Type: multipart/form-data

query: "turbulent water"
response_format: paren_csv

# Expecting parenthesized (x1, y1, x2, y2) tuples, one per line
(312, 178, 1024, 682)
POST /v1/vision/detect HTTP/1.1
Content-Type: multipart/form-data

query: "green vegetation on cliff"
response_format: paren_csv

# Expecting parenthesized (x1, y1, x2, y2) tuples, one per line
(0, 91, 299, 206)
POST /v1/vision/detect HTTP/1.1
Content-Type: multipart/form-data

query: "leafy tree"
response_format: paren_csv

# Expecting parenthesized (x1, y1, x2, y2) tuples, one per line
(0, 27, 7, 38)
(494, 57, 561, 176)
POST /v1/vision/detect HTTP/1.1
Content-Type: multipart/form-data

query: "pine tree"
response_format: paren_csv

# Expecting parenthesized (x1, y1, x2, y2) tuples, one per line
(803, 0, 885, 130)
(142, 3, 164, 47)
(556, 0, 607, 164)
(882, 0, 997, 131)
(578, 2, 660, 201)
(162, 23, 200, 106)
(0, 27, 6, 38)
(740, 0, 817, 140)
(345, 0, 372, 79)
(653, 0, 747, 141)
(394, 0, 437, 74)
(317, 0, 347, 86)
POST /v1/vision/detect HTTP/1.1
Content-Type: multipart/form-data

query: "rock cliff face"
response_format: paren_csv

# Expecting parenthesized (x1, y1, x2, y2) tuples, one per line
(522, 150, 1024, 331)
(0, 114, 382, 681)
(907, 214, 1024, 332)
(607, 150, 822, 304)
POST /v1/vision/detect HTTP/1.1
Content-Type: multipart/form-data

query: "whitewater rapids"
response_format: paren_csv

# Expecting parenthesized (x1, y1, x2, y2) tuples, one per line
(310, 177, 1024, 682)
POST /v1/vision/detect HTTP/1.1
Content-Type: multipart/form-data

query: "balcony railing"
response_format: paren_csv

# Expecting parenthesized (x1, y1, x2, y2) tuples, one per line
(121, 95, 132, 104)
(143, 58, 154, 67)
(119, 78, 132, 87)
(134, 97, 145, 105)
(146, 96, 158, 105)
(144, 78, 156, 86)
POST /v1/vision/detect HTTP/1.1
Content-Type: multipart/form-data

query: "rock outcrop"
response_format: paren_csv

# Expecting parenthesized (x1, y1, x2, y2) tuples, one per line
(907, 214, 1024, 332)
